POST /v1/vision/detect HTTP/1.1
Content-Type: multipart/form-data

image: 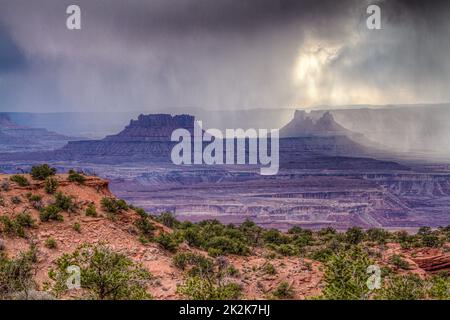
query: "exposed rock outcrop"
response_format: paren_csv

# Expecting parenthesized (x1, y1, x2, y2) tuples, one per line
(413, 253, 450, 273)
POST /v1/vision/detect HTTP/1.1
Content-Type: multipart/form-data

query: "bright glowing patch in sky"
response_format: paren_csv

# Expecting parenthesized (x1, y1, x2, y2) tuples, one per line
(292, 40, 340, 106)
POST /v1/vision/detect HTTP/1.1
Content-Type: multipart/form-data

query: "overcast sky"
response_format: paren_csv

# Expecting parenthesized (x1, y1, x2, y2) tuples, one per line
(0, 0, 449, 112)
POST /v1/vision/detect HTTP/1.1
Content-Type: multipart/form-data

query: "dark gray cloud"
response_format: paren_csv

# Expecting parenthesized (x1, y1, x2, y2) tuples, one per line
(0, 25, 26, 73)
(0, 0, 449, 112)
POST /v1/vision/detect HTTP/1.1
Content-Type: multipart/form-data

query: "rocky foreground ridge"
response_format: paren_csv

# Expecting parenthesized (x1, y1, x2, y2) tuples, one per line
(0, 172, 323, 299)
(0, 169, 448, 300)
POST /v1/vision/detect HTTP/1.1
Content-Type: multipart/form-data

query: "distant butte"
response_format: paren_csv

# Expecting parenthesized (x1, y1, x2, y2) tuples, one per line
(280, 110, 355, 138)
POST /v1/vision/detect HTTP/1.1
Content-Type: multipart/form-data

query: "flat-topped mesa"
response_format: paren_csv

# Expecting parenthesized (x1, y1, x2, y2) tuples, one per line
(51, 114, 198, 162)
(103, 114, 195, 142)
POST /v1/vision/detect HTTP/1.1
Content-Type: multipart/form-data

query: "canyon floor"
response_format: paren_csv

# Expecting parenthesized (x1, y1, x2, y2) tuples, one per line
(2, 159, 450, 231)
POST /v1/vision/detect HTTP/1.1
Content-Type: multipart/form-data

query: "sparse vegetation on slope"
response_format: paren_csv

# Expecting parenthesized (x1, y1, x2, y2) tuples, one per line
(0, 169, 448, 301)
(39, 205, 63, 222)
(85, 203, 97, 217)
(101, 197, 128, 217)
(49, 244, 152, 300)
(10, 175, 29, 187)
(30, 164, 57, 180)
(44, 177, 58, 194)
(68, 169, 86, 184)
(176, 255, 242, 300)
(0, 247, 37, 299)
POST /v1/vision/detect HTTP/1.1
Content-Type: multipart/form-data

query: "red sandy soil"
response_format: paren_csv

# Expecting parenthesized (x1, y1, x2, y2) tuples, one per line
(0, 174, 448, 299)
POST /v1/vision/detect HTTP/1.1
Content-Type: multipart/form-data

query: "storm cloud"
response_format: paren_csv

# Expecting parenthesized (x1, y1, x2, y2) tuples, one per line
(0, 0, 449, 112)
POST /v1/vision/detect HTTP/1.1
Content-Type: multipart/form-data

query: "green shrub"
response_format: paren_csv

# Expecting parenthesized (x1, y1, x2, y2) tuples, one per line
(44, 177, 59, 194)
(207, 248, 222, 257)
(262, 262, 277, 275)
(318, 227, 337, 238)
(345, 227, 365, 245)
(291, 228, 314, 247)
(45, 237, 57, 249)
(417, 227, 443, 248)
(85, 203, 98, 217)
(272, 281, 294, 299)
(182, 227, 204, 247)
(207, 236, 249, 256)
(0, 212, 35, 238)
(134, 217, 155, 240)
(367, 228, 390, 244)
(138, 235, 149, 244)
(155, 232, 178, 252)
(15, 211, 35, 228)
(101, 197, 128, 215)
(40, 205, 63, 222)
(226, 265, 240, 277)
(273, 243, 299, 256)
(68, 169, 86, 184)
(27, 194, 42, 202)
(176, 276, 241, 300)
(308, 247, 334, 263)
(0, 216, 24, 237)
(49, 244, 152, 300)
(376, 273, 426, 300)
(389, 254, 411, 270)
(188, 259, 215, 278)
(321, 246, 373, 300)
(0, 247, 37, 299)
(134, 207, 147, 218)
(238, 219, 263, 246)
(54, 192, 77, 213)
(172, 252, 189, 270)
(73, 222, 81, 233)
(177, 220, 251, 256)
(262, 229, 290, 245)
(440, 225, 450, 241)
(428, 273, 450, 300)
(10, 175, 29, 187)
(394, 230, 415, 249)
(30, 164, 56, 180)
(1, 216, 16, 233)
(158, 212, 179, 228)
(172, 252, 214, 277)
